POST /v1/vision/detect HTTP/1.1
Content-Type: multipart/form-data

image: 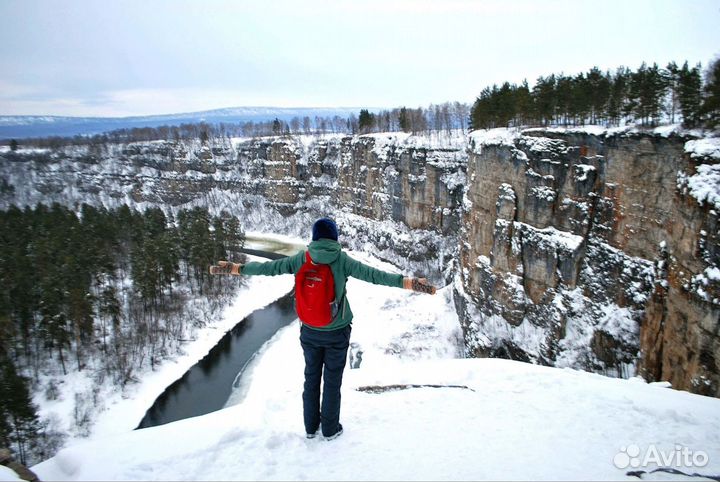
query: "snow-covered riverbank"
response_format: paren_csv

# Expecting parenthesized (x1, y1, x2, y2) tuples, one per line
(37, 269, 295, 443)
(32, 234, 307, 448)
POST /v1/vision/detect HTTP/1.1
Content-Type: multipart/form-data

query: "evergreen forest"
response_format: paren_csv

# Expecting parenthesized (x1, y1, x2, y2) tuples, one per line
(0, 203, 245, 463)
(470, 60, 720, 130)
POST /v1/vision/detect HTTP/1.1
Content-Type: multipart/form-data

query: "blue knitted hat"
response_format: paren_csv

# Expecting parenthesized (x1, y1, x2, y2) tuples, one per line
(312, 217, 338, 241)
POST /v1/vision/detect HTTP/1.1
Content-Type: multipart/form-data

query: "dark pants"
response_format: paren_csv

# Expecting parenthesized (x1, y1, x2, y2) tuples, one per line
(299, 324, 351, 437)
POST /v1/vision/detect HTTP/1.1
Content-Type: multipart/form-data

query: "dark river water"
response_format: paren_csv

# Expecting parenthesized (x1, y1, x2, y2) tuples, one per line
(136, 248, 299, 429)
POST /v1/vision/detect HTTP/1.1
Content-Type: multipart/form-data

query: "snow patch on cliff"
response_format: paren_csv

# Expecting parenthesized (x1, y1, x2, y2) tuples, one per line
(520, 135, 570, 155)
(554, 288, 639, 378)
(361, 131, 468, 152)
(685, 137, 720, 160)
(677, 163, 720, 210)
(681, 138, 720, 210)
(467, 128, 521, 153)
(524, 123, 700, 139)
(574, 163, 596, 181)
(514, 221, 583, 252)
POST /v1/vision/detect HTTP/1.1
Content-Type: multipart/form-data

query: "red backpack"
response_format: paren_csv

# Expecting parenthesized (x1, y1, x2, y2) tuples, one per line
(295, 251, 337, 327)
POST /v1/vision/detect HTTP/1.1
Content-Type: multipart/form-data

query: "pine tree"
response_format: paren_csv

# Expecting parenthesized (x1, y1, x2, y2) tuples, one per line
(79, 203, 117, 275)
(177, 207, 215, 291)
(665, 61, 680, 124)
(587, 67, 610, 124)
(628, 62, 649, 125)
(555, 75, 573, 125)
(470, 87, 493, 129)
(0, 348, 41, 465)
(533, 75, 557, 125)
(496, 82, 516, 127)
(40, 293, 69, 375)
(158, 229, 179, 292)
(211, 216, 228, 262)
(514, 80, 532, 126)
(224, 215, 245, 258)
(610, 67, 633, 124)
(130, 233, 160, 307)
(678, 62, 703, 128)
(701, 57, 720, 129)
(398, 107, 410, 132)
(0, 392, 10, 450)
(272, 118, 282, 135)
(0, 206, 33, 360)
(629, 63, 668, 126)
(572, 72, 593, 125)
(647, 63, 669, 126)
(98, 285, 121, 355)
(358, 109, 375, 133)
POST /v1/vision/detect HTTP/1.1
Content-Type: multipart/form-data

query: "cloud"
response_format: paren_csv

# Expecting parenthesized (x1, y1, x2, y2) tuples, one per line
(0, 87, 352, 117)
(2, 0, 719, 116)
(0, 81, 47, 101)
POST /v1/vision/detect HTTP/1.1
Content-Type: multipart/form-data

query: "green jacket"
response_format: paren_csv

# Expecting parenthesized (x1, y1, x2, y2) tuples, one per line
(241, 239, 404, 330)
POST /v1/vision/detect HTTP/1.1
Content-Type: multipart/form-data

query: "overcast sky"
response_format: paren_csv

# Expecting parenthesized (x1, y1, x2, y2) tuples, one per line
(1, 0, 719, 117)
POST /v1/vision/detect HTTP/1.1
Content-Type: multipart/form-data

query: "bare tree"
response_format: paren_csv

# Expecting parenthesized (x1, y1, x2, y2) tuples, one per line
(332, 115, 346, 133)
(441, 102, 452, 136)
(453, 102, 470, 133)
(290, 117, 301, 135)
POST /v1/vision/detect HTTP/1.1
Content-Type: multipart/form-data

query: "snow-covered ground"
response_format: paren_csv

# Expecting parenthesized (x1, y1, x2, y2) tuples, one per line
(33, 355, 720, 481)
(23, 241, 720, 481)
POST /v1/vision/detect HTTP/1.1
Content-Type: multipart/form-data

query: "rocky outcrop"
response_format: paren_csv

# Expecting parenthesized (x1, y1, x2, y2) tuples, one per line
(0, 448, 39, 481)
(1, 130, 718, 397)
(458, 128, 719, 397)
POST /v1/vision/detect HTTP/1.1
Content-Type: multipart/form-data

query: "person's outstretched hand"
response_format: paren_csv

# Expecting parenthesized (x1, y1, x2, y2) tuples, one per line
(209, 260, 243, 275)
(403, 277, 437, 295)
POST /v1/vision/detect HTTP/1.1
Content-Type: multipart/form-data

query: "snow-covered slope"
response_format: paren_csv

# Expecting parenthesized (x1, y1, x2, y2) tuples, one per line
(30, 251, 720, 481)
(31, 338, 720, 481)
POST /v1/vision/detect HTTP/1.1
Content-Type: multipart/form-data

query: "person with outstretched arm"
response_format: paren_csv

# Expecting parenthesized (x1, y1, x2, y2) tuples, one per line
(209, 217, 436, 441)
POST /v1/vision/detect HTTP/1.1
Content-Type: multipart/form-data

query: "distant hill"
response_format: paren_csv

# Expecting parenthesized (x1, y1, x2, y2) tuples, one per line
(0, 106, 366, 139)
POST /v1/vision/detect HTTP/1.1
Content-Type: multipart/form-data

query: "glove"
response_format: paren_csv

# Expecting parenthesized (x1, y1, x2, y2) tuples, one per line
(209, 260, 243, 276)
(403, 277, 437, 295)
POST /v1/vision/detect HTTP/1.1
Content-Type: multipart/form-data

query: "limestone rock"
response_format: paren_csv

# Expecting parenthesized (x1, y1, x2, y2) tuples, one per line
(458, 128, 719, 396)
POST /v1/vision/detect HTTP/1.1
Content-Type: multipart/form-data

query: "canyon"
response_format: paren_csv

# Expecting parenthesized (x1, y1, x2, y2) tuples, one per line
(1, 127, 718, 397)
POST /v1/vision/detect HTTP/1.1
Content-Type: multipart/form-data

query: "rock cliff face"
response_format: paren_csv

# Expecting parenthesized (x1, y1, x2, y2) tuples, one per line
(458, 129, 719, 397)
(1, 129, 718, 396)
(0, 135, 466, 281)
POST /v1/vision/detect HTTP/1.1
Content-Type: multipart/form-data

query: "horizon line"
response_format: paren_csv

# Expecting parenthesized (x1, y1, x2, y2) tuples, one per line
(0, 105, 391, 122)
